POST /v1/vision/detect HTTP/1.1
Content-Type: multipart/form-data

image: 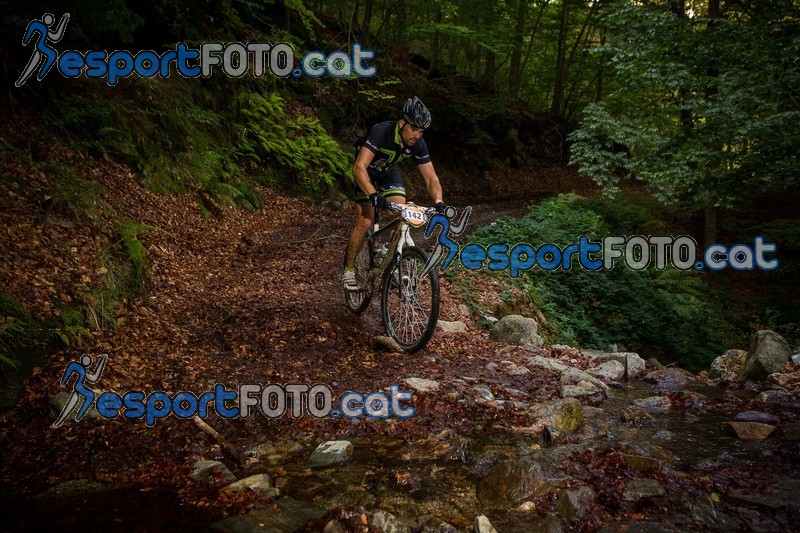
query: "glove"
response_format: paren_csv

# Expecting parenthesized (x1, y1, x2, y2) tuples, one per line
(434, 201, 448, 215)
(369, 192, 386, 209)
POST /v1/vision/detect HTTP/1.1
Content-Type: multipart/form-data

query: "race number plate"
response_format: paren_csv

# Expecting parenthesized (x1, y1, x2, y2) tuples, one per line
(401, 205, 429, 228)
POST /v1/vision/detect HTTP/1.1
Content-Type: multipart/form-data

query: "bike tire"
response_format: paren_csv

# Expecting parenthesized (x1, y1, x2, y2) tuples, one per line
(344, 237, 373, 314)
(381, 246, 440, 353)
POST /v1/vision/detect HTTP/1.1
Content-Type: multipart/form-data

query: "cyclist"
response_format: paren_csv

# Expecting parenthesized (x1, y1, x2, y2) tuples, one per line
(343, 96, 447, 292)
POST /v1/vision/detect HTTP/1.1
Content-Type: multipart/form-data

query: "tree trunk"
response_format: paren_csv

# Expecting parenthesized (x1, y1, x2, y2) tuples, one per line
(360, 0, 374, 41)
(481, 0, 496, 91)
(551, 0, 570, 116)
(431, 6, 442, 65)
(509, 0, 529, 97)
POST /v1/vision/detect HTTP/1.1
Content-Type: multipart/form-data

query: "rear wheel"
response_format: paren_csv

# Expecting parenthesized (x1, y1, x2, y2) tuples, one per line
(381, 246, 440, 352)
(344, 237, 373, 314)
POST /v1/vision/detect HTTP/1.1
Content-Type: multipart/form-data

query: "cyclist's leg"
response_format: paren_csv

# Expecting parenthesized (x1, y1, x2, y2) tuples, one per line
(344, 180, 375, 270)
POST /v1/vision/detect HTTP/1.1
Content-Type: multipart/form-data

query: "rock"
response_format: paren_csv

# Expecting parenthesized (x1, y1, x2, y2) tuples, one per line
(623, 454, 663, 473)
(368, 510, 407, 533)
(587, 360, 626, 382)
(508, 365, 531, 376)
(643, 368, 693, 389)
(245, 442, 305, 465)
(473, 515, 498, 533)
(437, 320, 467, 333)
(734, 410, 779, 424)
(213, 496, 326, 532)
(709, 349, 747, 381)
(516, 501, 536, 512)
(560, 368, 609, 395)
(754, 389, 796, 404)
(34, 479, 106, 502)
(491, 315, 543, 346)
(49, 392, 101, 422)
(646, 358, 666, 371)
(189, 460, 236, 485)
(376, 336, 403, 352)
(420, 516, 457, 532)
(527, 398, 583, 435)
(560, 381, 602, 398)
(631, 396, 671, 412)
(557, 486, 595, 520)
(581, 351, 646, 379)
(767, 373, 794, 387)
(793, 352, 800, 366)
(724, 421, 776, 440)
(306, 440, 353, 468)
(485, 362, 499, 373)
(620, 408, 657, 424)
(458, 304, 471, 316)
(528, 356, 569, 372)
(740, 330, 792, 381)
(472, 385, 495, 401)
(221, 474, 273, 494)
(404, 377, 440, 393)
(476, 460, 561, 508)
(323, 519, 346, 533)
(687, 499, 741, 530)
(623, 478, 665, 501)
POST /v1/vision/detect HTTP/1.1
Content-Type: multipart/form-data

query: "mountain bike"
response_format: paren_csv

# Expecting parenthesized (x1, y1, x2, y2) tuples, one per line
(344, 201, 440, 353)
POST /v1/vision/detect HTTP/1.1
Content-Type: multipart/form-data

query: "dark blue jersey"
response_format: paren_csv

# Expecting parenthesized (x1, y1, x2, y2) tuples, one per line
(361, 121, 431, 178)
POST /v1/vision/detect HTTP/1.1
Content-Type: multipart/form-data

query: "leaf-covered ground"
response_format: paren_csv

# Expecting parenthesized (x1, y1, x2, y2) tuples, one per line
(1, 118, 799, 530)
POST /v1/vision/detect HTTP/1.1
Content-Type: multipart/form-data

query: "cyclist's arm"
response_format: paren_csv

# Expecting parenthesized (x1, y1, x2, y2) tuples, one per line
(354, 146, 377, 196)
(418, 162, 443, 204)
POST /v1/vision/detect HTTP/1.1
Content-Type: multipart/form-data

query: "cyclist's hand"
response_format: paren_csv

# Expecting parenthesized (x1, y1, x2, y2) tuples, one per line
(434, 201, 449, 215)
(369, 192, 386, 209)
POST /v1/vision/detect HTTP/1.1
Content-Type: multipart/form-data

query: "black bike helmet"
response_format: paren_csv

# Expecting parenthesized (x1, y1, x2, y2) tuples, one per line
(402, 96, 432, 129)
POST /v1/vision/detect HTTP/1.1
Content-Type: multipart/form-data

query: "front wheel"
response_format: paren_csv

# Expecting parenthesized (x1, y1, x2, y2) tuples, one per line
(344, 237, 373, 314)
(381, 246, 440, 353)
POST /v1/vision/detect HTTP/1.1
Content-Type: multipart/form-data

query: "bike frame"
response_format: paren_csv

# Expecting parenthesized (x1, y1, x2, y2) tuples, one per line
(365, 205, 414, 293)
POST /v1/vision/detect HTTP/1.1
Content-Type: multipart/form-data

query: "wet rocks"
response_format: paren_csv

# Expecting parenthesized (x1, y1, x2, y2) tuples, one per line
(476, 460, 563, 509)
(473, 515, 499, 533)
(527, 398, 584, 435)
(221, 474, 275, 495)
(583, 351, 647, 380)
(587, 360, 625, 382)
(709, 349, 747, 381)
(490, 315, 543, 346)
(623, 478, 665, 501)
(631, 396, 672, 412)
(306, 440, 353, 468)
(213, 496, 326, 532)
(740, 330, 792, 381)
(724, 421, 776, 440)
(643, 369, 693, 391)
(734, 410, 779, 424)
(189, 460, 236, 486)
(557, 486, 596, 520)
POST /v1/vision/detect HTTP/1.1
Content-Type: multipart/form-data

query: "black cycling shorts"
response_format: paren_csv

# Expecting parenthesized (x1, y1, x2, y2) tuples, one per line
(354, 166, 406, 202)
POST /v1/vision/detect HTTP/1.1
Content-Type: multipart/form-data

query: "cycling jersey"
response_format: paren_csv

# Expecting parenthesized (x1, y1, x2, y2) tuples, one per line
(354, 121, 431, 201)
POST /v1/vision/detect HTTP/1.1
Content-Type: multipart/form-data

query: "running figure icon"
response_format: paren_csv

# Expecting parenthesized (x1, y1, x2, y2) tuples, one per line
(15, 13, 70, 87)
(53, 353, 108, 428)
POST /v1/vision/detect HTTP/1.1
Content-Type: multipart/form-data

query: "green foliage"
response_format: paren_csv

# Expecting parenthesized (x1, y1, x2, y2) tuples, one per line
(467, 194, 741, 370)
(0, 293, 33, 369)
(117, 220, 151, 295)
(34, 161, 106, 223)
(237, 91, 354, 197)
(569, 0, 800, 210)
